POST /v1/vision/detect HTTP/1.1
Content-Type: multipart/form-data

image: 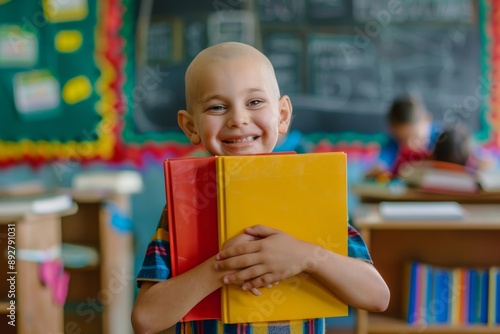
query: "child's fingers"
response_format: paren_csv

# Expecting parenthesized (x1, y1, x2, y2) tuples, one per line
(265, 281, 280, 288)
(245, 225, 279, 238)
(241, 273, 277, 291)
(222, 265, 268, 285)
(214, 253, 261, 271)
(216, 241, 260, 261)
(250, 288, 261, 296)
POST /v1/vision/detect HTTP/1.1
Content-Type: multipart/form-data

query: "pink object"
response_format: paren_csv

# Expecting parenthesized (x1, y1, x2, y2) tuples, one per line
(39, 260, 70, 306)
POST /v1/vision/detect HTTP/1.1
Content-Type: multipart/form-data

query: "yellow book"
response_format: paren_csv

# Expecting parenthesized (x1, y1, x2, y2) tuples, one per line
(216, 152, 348, 324)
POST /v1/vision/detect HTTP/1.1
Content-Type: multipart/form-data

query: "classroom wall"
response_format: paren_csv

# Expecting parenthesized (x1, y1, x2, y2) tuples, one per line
(2, 0, 500, 330)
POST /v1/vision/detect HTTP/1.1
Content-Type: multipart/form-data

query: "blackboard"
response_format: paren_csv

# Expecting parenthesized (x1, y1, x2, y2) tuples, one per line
(130, 0, 484, 138)
(291, 25, 481, 134)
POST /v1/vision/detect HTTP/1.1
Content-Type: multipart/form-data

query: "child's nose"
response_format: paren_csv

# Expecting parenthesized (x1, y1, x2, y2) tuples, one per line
(226, 108, 250, 128)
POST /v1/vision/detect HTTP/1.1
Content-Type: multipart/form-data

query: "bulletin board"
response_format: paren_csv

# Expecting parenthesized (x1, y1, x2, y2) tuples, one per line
(0, 0, 134, 167)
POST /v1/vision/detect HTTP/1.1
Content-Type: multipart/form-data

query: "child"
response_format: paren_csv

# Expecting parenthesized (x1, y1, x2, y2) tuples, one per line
(132, 42, 389, 334)
(366, 96, 441, 178)
(421, 123, 494, 171)
(432, 123, 471, 167)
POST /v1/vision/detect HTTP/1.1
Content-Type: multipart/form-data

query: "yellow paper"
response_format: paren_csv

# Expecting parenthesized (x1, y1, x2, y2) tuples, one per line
(217, 152, 348, 323)
(62, 75, 92, 104)
(55, 30, 83, 53)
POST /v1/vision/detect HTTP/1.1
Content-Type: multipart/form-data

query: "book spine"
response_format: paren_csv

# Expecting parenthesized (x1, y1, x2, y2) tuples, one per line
(489, 267, 495, 325)
(216, 157, 230, 324)
(164, 160, 178, 277)
(468, 269, 479, 323)
(406, 262, 417, 324)
(491, 267, 500, 325)
(479, 270, 489, 324)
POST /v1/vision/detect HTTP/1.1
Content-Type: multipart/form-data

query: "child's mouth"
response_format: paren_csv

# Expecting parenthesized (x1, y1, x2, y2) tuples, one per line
(222, 136, 259, 144)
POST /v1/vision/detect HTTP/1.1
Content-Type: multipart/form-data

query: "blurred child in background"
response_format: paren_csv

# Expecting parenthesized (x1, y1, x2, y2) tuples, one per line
(366, 95, 441, 178)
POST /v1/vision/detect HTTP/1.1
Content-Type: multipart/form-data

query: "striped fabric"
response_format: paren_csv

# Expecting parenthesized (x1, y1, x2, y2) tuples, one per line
(137, 207, 372, 334)
(175, 318, 325, 334)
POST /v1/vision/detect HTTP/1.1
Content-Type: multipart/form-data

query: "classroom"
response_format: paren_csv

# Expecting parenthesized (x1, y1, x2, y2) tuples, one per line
(0, 0, 499, 333)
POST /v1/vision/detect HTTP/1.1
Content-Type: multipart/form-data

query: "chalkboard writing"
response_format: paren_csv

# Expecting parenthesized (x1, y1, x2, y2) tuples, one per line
(306, 0, 352, 22)
(353, 0, 474, 23)
(184, 18, 208, 60)
(257, 0, 304, 23)
(147, 21, 173, 63)
(263, 33, 303, 95)
(307, 35, 378, 107)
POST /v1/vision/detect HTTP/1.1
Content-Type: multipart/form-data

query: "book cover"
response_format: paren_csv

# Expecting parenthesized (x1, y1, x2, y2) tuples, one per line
(164, 157, 220, 321)
(216, 153, 348, 323)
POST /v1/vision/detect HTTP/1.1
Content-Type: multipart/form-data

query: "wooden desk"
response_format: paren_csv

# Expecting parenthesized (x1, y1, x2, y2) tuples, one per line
(353, 204, 500, 334)
(61, 190, 133, 334)
(352, 184, 500, 204)
(0, 207, 77, 334)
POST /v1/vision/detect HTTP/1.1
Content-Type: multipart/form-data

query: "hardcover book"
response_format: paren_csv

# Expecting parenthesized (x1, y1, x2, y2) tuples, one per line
(216, 152, 348, 323)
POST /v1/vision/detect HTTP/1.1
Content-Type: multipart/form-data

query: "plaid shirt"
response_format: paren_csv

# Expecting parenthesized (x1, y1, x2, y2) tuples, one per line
(137, 207, 372, 334)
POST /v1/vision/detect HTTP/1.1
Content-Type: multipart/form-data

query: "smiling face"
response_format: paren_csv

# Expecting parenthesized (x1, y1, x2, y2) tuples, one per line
(178, 43, 292, 156)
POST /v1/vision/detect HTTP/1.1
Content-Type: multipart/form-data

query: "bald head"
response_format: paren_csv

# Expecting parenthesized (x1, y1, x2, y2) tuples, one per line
(184, 42, 280, 111)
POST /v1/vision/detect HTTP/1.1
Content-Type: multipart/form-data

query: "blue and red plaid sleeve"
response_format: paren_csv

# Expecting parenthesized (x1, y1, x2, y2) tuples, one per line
(136, 207, 171, 287)
(347, 224, 372, 264)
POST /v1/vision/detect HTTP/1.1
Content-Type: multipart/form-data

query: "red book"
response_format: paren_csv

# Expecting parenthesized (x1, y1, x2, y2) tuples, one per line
(164, 156, 220, 321)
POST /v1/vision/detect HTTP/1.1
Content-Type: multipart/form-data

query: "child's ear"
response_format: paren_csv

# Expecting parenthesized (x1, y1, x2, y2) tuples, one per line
(178, 110, 201, 145)
(278, 95, 293, 134)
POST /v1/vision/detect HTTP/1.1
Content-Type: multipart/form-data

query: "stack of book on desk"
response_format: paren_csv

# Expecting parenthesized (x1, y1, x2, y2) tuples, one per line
(164, 152, 348, 323)
(402, 161, 478, 194)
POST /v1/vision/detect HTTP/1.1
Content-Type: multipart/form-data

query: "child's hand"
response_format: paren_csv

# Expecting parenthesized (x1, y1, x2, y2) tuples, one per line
(221, 231, 267, 296)
(215, 225, 313, 292)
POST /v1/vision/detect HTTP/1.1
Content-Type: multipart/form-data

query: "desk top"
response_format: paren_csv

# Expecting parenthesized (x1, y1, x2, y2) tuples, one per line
(0, 204, 78, 224)
(352, 183, 500, 204)
(353, 204, 500, 230)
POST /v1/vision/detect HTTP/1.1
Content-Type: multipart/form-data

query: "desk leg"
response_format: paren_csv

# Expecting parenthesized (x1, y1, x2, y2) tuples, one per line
(355, 309, 368, 334)
(17, 215, 63, 334)
(100, 195, 134, 334)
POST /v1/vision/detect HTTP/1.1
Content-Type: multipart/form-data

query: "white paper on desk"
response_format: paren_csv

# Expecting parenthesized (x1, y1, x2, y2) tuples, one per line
(379, 201, 466, 221)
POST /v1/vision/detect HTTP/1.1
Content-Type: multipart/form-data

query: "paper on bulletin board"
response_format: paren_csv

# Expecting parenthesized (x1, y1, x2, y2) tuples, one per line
(43, 0, 88, 23)
(0, 25, 38, 68)
(13, 70, 62, 121)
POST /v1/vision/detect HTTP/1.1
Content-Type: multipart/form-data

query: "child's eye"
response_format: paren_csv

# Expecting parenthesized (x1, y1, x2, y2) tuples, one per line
(247, 99, 264, 107)
(207, 105, 227, 113)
